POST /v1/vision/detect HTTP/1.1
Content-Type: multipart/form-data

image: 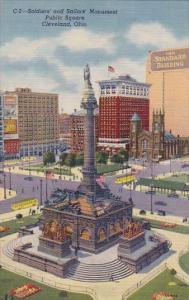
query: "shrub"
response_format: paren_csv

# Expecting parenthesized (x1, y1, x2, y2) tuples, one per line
(170, 268, 177, 275)
(139, 210, 146, 215)
(16, 213, 23, 220)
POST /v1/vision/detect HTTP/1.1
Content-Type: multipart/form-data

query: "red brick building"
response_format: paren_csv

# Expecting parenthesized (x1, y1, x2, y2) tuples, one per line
(58, 113, 72, 146)
(71, 109, 99, 152)
(97, 74, 150, 153)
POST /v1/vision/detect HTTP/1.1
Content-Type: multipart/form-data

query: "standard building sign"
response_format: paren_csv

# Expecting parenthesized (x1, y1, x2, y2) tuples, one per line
(151, 48, 189, 71)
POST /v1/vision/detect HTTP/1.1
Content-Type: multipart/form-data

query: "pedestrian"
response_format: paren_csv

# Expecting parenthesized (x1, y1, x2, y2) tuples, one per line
(109, 273, 114, 281)
(32, 186, 35, 192)
(36, 186, 39, 190)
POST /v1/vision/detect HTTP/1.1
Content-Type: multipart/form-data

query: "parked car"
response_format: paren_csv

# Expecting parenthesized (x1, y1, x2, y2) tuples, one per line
(181, 163, 189, 168)
(145, 190, 156, 195)
(154, 201, 167, 206)
(157, 210, 166, 216)
(168, 193, 179, 198)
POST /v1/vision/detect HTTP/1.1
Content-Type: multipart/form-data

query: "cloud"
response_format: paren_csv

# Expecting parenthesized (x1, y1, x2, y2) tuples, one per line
(0, 28, 116, 62)
(0, 37, 53, 62)
(126, 22, 189, 48)
(0, 71, 58, 93)
(58, 28, 116, 54)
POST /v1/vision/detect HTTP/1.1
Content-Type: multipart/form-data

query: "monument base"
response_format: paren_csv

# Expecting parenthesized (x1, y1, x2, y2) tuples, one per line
(118, 231, 146, 255)
(38, 236, 71, 258)
(13, 243, 77, 278)
(118, 231, 169, 273)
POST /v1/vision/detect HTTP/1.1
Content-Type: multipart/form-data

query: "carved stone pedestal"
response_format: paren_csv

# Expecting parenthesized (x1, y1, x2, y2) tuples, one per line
(38, 236, 71, 258)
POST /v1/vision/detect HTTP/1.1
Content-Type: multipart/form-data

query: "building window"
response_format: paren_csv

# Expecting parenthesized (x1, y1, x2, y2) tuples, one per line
(106, 86, 110, 94)
(142, 139, 148, 149)
(101, 86, 105, 94)
(112, 85, 116, 94)
(121, 85, 125, 95)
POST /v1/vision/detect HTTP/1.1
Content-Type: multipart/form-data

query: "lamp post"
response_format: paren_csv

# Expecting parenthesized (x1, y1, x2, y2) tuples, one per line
(150, 183, 154, 214)
(3, 171, 6, 200)
(45, 171, 48, 206)
(8, 167, 12, 190)
(2, 153, 6, 199)
(28, 151, 31, 177)
(150, 159, 154, 179)
(170, 157, 172, 173)
(40, 178, 43, 206)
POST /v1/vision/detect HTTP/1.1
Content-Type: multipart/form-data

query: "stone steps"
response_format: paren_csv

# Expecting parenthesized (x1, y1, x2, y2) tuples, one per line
(65, 259, 133, 282)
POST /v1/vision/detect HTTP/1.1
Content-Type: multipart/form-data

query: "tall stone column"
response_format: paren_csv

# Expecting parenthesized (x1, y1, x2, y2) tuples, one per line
(79, 65, 98, 202)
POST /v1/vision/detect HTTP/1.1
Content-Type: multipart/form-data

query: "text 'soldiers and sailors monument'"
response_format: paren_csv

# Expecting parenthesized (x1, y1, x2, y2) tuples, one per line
(39, 65, 133, 254)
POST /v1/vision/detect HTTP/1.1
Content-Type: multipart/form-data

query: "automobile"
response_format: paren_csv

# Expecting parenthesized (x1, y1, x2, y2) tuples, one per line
(154, 201, 167, 206)
(181, 163, 189, 168)
(167, 193, 179, 198)
(145, 190, 156, 195)
(24, 176, 33, 181)
(157, 210, 166, 216)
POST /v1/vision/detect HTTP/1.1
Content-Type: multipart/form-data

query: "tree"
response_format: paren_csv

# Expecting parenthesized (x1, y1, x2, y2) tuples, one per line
(75, 153, 84, 166)
(111, 153, 124, 164)
(64, 153, 76, 168)
(96, 151, 109, 164)
(59, 153, 68, 166)
(43, 152, 55, 166)
(119, 149, 129, 162)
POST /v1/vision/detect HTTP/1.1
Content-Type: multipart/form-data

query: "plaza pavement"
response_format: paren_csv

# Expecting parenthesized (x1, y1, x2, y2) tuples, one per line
(0, 228, 189, 300)
(0, 158, 189, 217)
(0, 188, 16, 201)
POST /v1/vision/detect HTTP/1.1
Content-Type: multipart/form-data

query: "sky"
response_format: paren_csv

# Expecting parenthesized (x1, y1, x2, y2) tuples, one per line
(0, 0, 189, 113)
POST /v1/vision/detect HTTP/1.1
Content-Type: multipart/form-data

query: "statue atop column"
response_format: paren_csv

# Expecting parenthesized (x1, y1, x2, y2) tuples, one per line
(84, 64, 92, 88)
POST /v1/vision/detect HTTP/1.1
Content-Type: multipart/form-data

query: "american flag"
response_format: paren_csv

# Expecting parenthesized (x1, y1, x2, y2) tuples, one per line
(108, 65, 115, 72)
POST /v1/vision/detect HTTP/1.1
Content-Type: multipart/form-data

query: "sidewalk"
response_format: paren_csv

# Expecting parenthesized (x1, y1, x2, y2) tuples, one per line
(133, 208, 189, 226)
(0, 188, 16, 201)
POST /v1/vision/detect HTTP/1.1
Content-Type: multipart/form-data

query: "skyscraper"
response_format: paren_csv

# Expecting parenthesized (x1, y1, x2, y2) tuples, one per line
(97, 74, 150, 152)
(4, 88, 58, 156)
(146, 47, 189, 137)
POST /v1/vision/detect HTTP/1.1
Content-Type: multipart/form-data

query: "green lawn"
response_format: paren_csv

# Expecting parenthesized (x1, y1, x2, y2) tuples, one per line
(22, 164, 72, 176)
(0, 215, 40, 238)
(179, 251, 189, 275)
(97, 163, 127, 174)
(0, 268, 92, 300)
(127, 270, 189, 300)
(162, 174, 189, 183)
(134, 216, 189, 234)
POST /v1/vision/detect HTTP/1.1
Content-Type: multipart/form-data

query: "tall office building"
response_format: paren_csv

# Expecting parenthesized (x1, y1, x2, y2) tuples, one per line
(146, 47, 189, 137)
(0, 92, 4, 161)
(4, 88, 59, 156)
(97, 74, 150, 152)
